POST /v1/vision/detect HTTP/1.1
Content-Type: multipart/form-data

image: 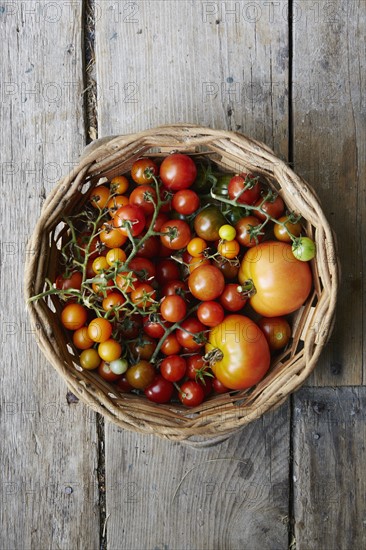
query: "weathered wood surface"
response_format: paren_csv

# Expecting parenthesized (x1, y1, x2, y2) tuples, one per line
(106, 404, 290, 550)
(0, 3, 99, 549)
(96, 1, 292, 547)
(293, 0, 366, 385)
(293, 387, 366, 549)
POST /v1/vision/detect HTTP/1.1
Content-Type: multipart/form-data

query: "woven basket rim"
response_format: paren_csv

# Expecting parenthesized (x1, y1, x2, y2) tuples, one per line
(24, 124, 340, 443)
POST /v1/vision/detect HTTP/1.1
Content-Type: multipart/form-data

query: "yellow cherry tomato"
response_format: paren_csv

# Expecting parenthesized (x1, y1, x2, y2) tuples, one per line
(219, 224, 236, 241)
(106, 248, 127, 266)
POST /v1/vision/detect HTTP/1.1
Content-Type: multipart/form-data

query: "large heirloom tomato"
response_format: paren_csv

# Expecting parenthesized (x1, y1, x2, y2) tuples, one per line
(206, 314, 270, 390)
(238, 241, 312, 316)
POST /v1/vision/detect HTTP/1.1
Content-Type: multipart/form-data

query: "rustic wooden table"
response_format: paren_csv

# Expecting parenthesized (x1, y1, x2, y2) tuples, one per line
(1, 1, 365, 548)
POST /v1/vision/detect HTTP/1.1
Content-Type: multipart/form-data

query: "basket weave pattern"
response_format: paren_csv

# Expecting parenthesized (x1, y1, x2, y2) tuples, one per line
(24, 125, 339, 441)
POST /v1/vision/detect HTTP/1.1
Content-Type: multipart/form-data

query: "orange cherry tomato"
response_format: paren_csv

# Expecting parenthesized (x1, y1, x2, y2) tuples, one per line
(87, 318, 113, 343)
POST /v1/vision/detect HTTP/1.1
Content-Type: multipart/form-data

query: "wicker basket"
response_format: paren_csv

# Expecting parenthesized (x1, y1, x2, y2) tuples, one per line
(24, 124, 339, 443)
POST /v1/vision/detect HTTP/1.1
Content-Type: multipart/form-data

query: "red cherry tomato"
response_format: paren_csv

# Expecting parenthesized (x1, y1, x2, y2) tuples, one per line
(131, 158, 158, 185)
(219, 284, 248, 312)
(212, 377, 230, 394)
(160, 355, 187, 382)
(129, 185, 157, 215)
(254, 195, 285, 221)
(228, 173, 261, 205)
(160, 295, 187, 323)
(160, 332, 182, 355)
(197, 301, 225, 327)
(188, 265, 225, 301)
(178, 380, 205, 407)
(145, 375, 174, 404)
(176, 317, 206, 351)
(235, 216, 264, 247)
(129, 257, 156, 282)
(172, 189, 200, 215)
(160, 220, 191, 250)
(143, 315, 170, 339)
(155, 259, 181, 285)
(113, 205, 146, 237)
(55, 271, 82, 291)
(160, 153, 197, 191)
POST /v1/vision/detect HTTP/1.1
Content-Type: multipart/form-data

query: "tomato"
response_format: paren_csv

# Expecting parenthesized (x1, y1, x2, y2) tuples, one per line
(273, 215, 302, 243)
(98, 361, 121, 382)
(100, 224, 128, 248)
(146, 212, 169, 232)
(98, 339, 122, 362)
(188, 265, 225, 301)
(135, 234, 160, 259)
(188, 256, 211, 274)
(143, 315, 170, 339)
(90, 185, 110, 209)
(73, 326, 94, 350)
(92, 256, 109, 274)
(160, 355, 187, 382)
(219, 284, 247, 312)
(206, 314, 270, 390)
(238, 241, 312, 316)
(129, 184, 157, 215)
(131, 158, 158, 185)
(212, 174, 232, 199)
(199, 377, 213, 398)
(187, 237, 207, 258)
(113, 205, 146, 237)
(254, 194, 285, 221)
(194, 205, 226, 242)
(186, 354, 206, 380)
(129, 257, 156, 282)
(76, 232, 100, 260)
(218, 224, 236, 241)
(160, 220, 191, 250)
(155, 259, 180, 285)
(102, 292, 125, 314)
(145, 376, 174, 404)
(61, 303, 87, 330)
(87, 318, 113, 343)
(217, 239, 240, 260)
(257, 316, 291, 351)
(172, 189, 200, 215)
(107, 195, 129, 217)
(212, 377, 230, 394)
(110, 175, 129, 195)
(109, 357, 128, 375)
(197, 301, 225, 327)
(160, 332, 182, 355)
(116, 374, 133, 393)
(92, 278, 114, 297)
(106, 248, 126, 267)
(55, 271, 82, 291)
(118, 314, 142, 340)
(158, 187, 173, 212)
(160, 295, 187, 323)
(131, 336, 157, 360)
(292, 237, 316, 262)
(115, 271, 138, 293)
(176, 317, 206, 351)
(130, 283, 156, 309)
(80, 348, 101, 370)
(161, 280, 188, 299)
(228, 174, 261, 205)
(235, 216, 264, 248)
(126, 360, 156, 389)
(214, 257, 239, 281)
(178, 380, 205, 407)
(160, 153, 197, 191)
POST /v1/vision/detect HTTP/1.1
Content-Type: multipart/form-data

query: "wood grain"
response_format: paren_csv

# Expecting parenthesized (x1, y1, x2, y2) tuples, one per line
(95, 1, 291, 546)
(96, 0, 289, 160)
(105, 403, 290, 549)
(292, 0, 366, 385)
(0, 3, 99, 548)
(293, 387, 366, 548)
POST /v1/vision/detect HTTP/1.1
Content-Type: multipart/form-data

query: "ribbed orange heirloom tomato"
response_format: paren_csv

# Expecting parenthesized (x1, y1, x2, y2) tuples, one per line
(206, 314, 270, 390)
(238, 241, 312, 316)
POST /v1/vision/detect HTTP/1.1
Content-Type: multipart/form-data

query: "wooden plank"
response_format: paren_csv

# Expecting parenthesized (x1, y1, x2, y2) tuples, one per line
(292, 0, 366, 385)
(105, 403, 290, 549)
(293, 387, 366, 548)
(96, 1, 291, 546)
(96, 0, 289, 160)
(0, 3, 99, 549)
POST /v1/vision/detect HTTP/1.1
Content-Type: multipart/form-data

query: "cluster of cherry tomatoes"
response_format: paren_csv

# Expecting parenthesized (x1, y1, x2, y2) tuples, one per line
(52, 153, 315, 407)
